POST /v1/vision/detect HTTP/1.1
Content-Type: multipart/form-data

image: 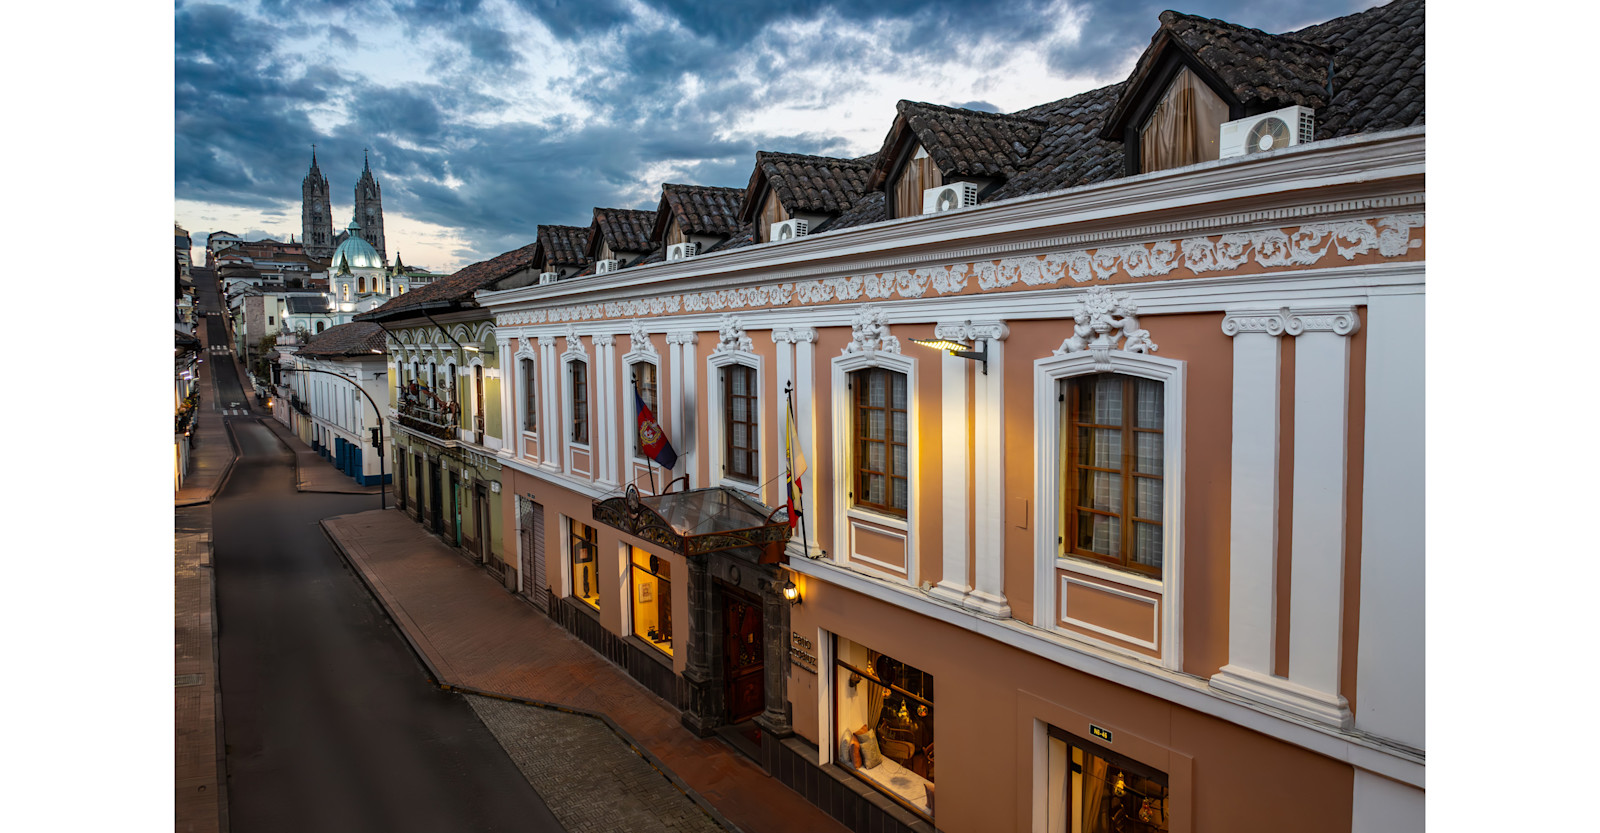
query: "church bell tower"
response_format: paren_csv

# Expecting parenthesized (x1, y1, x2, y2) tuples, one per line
(301, 146, 334, 261)
(354, 148, 387, 266)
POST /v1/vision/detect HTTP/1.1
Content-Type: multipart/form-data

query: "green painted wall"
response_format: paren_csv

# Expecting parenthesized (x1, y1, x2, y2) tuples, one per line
(485, 376, 501, 438)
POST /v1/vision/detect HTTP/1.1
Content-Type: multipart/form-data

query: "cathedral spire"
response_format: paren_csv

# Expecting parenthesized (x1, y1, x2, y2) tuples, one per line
(363, 147, 370, 172)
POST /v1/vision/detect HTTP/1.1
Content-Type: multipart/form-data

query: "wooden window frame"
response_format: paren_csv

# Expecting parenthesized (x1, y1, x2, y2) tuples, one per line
(632, 362, 658, 458)
(722, 364, 759, 484)
(569, 520, 599, 610)
(851, 367, 908, 517)
(522, 356, 538, 433)
(570, 359, 589, 445)
(1063, 373, 1164, 578)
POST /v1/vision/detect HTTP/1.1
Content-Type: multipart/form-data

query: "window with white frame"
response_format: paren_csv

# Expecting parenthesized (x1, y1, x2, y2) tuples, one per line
(521, 356, 538, 432)
(570, 359, 589, 444)
(852, 367, 909, 516)
(631, 362, 658, 458)
(722, 364, 758, 484)
(1032, 349, 1184, 668)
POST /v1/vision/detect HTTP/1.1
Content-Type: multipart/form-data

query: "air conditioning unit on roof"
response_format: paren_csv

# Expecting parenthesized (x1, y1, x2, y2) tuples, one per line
(1220, 105, 1316, 159)
(539, 272, 558, 285)
(667, 242, 698, 262)
(771, 219, 808, 241)
(595, 259, 619, 274)
(923, 182, 980, 215)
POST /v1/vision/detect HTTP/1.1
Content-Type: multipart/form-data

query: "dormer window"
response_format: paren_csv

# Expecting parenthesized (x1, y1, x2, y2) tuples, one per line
(757, 190, 789, 243)
(892, 145, 941, 219)
(1139, 67, 1229, 174)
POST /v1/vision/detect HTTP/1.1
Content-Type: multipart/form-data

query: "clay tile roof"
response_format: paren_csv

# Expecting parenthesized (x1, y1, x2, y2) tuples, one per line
(739, 152, 876, 222)
(588, 208, 657, 257)
(1290, 0, 1425, 138)
(702, 223, 758, 254)
(869, 101, 1047, 189)
(653, 184, 744, 242)
(357, 241, 540, 320)
(987, 82, 1128, 201)
(535, 225, 591, 269)
(818, 191, 887, 233)
(297, 321, 387, 357)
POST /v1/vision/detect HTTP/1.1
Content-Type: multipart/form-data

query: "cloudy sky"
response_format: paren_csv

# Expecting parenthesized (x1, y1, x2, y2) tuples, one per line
(175, 0, 1382, 272)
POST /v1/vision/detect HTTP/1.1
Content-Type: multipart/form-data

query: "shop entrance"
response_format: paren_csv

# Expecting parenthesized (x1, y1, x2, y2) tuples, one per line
(449, 472, 462, 549)
(722, 586, 765, 724)
(473, 482, 491, 561)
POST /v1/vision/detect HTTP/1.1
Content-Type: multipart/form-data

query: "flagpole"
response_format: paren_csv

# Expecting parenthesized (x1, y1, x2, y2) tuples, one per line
(787, 381, 811, 559)
(634, 372, 657, 495)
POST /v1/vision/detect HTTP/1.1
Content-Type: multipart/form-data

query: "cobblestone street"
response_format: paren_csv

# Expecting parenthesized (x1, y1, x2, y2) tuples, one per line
(465, 694, 726, 833)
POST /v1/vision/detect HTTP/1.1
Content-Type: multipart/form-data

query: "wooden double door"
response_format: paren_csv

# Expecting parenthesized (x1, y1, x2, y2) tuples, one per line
(722, 587, 764, 724)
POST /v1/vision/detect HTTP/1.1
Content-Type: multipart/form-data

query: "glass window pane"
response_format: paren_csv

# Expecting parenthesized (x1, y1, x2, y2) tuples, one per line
(733, 423, 747, 449)
(1078, 511, 1120, 555)
(892, 477, 907, 509)
(1135, 477, 1162, 519)
(1136, 378, 1163, 428)
(1095, 377, 1123, 424)
(732, 369, 747, 395)
(1079, 470, 1121, 513)
(1134, 522, 1163, 569)
(1136, 432, 1163, 475)
(733, 396, 747, 422)
(892, 373, 906, 409)
(869, 443, 885, 472)
(1093, 428, 1122, 468)
(892, 444, 907, 478)
(869, 410, 885, 440)
(869, 372, 885, 407)
(892, 411, 907, 442)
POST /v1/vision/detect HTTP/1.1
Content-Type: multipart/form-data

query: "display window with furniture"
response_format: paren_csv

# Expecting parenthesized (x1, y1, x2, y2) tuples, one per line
(1046, 725, 1170, 833)
(629, 546, 673, 655)
(833, 635, 935, 819)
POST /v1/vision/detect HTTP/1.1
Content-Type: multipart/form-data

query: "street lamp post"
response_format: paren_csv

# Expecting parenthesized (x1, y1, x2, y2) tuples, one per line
(287, 363, 388, 511)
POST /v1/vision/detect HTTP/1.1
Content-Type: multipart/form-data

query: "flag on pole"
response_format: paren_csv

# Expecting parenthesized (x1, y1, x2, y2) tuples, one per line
(634, 388, 678, 469)
(785, 398, 808, 531)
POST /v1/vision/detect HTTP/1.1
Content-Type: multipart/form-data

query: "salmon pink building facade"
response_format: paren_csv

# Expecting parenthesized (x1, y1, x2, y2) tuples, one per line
(466, 3, 1426, 831)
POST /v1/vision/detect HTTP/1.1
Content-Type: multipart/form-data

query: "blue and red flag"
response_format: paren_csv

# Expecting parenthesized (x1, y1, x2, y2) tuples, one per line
(634, 388, 678, 470)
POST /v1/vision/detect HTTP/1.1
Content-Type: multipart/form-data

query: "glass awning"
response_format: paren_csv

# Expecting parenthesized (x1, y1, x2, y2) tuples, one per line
(593, 484, 791, 561)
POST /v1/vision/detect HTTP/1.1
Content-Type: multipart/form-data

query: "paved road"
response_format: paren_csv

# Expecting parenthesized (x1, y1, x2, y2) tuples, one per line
(193, 272, 250, 412)
(212, 419, 565, 833)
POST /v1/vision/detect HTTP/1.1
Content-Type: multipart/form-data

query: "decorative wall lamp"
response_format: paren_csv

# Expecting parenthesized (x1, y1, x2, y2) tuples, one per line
(910, 329, 989, 375)
(781, 578, 801, 605)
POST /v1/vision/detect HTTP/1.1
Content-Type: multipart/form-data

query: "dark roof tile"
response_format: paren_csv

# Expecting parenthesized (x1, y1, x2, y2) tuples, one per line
(588, 207, 657, 256)
(654, 184, 743, 241)
(869, 101, 1047, 188)
(357, 242, 540, 320)
(297, 321, 387, 356)
(535, 225, 591, 269)
(1291, 0, 1425, 138)
(739, 152, 876, 221)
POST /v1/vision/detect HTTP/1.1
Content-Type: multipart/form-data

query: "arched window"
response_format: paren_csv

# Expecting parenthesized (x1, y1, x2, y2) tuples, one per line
(358, 276, 366, 293)
(316, 321, 326, 333)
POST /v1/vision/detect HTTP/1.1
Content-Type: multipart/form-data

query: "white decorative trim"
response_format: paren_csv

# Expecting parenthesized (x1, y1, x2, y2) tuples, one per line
(848, 519, 910, 579)
(1285, 305, 1361, 336)
(844, 304, 899, 355)
(562, 326, 587, 361)
(1033, 349, 1185, 671)
(706, 343, 764, 497)
(1220, 309, 1289, 336)
(485, 214, 1423, 325)
(627, 319, 658, 360)
(1055, 286, 1157, 371)
(713, 314, 753, 355)
(1059, 575, 1161, 652)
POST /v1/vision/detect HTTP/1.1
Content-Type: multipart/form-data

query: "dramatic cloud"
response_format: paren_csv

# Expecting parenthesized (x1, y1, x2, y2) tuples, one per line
(175, 0, 1381, 270)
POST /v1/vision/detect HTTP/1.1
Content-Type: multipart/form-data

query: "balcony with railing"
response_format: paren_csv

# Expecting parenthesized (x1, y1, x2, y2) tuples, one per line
(397, 383, 459, 441)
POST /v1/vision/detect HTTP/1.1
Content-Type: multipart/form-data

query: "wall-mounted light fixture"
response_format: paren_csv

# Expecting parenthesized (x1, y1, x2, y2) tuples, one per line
(781, 578, 800, 605)
(910, 329, 989, 375)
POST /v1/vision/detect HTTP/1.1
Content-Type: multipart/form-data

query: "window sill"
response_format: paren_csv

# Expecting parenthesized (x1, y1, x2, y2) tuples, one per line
(625, 634, 675, 666)
(847, 506, 909, 533)
(1055, 556, 1163, 594)
(564, 594, 601, 619)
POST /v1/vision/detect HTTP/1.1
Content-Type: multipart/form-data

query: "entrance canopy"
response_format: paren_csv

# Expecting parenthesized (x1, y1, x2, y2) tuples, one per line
(593, 484, 791, 561)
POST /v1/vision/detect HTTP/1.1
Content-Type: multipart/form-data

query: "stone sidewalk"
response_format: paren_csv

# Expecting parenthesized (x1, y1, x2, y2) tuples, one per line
(323, 509, 848, 833)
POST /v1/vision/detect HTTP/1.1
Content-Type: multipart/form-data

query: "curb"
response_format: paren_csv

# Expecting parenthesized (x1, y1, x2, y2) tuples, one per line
(262, 418, 385, 497)
(317, 518, 742, 833)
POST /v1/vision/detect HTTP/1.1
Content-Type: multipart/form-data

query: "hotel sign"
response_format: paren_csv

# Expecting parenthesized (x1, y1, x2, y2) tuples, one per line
(789, 632, 817, 674)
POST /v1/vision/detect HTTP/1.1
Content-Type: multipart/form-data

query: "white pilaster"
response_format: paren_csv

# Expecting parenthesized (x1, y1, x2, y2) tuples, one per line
(497, 338, 513, 457)
(963, 321, 1010, 618)
(596, 333, 618, 488)
(1211, 310, 1286, 701)
(668, 331, 698, 487)
(794, 329, 818, 556)
(539, 335, 560, 473)
(1355, 294, 1424, 750)
(1352, 768, 1424, 833)
(930, 321, 972, 605)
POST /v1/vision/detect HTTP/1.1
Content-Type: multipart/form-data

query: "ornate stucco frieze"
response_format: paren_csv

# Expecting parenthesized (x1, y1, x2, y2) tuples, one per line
(628, 319, 658, 358)
(713, 314, 754, 355)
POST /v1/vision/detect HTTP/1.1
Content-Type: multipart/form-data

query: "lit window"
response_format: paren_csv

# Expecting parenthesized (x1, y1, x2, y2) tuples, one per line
(629, 547, 672, 655)
(1046, 726, 1170, 833)
(569, 520, 599, 610)
(1139, 67, 1229, 174)
(1063, 374, 1164, 576)
(852, 368, 908, 515)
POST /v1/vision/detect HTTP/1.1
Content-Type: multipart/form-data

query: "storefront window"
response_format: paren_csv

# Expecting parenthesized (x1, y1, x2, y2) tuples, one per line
(1046, 727, 1170, 833)
(569, 520, 599, 610)
(629, 547, 672, 655)
(833, 636, 935, 819)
